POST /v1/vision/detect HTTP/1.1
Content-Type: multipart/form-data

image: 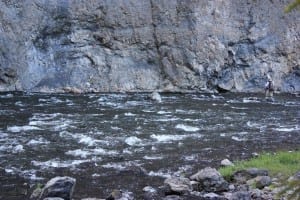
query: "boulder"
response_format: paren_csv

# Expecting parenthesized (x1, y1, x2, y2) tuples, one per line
(164, 177, 192, 195)
(190, 167, 229, 193)
(39, 176, 76, 200)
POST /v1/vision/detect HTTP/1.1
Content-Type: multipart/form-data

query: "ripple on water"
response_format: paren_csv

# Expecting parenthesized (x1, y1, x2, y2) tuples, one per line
(27, 138, 50, 146)
(175, 124, 200, 132)
(66, 147, 118, 159)
(150, 133, 202, 143)
(32, 159, 90, 169)
(7, 125, 42, 133)
(125, 136, 143, 146)
(143, 155, 164, 160)
(273, 126, 300, 132)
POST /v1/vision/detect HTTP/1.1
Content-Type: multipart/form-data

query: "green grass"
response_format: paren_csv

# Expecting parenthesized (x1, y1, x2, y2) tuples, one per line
(219, 151, 300, 199)
(219, 151, 300, 180)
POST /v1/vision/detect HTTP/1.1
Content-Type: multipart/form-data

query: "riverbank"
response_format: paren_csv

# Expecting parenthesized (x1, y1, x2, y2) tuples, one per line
(30, 150, 300, 200)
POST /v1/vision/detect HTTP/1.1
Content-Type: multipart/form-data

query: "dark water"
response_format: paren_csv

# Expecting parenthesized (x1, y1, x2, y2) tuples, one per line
(0, 92, 299, 199)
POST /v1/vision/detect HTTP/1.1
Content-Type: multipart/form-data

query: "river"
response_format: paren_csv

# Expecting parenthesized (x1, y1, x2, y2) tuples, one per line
(0, 92, 299, 199)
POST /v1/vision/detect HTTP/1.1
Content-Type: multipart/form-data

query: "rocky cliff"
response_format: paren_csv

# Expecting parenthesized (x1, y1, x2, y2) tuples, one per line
(0, 0, 299, 93)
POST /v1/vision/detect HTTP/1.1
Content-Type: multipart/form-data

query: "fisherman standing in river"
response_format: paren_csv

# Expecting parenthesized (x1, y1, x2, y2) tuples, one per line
(265, 75, 274, 100)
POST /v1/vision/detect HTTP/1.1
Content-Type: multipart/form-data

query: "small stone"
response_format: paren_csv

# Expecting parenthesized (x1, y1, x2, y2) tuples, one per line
(163, 195, 182, 200)
(255, 176, 272, 189)
(30, 187, 43, 199)
(143, 186, 157, 193)
(230, 191, 251, 200)
(106, 189, 122, 200)
(81, 198, 105, 200)
(203, 192, 221, 198)
(221, 159, 234, 167)
(228, 184, 235, 191)
(190, 180, 200, 191)
(250, 188, 264, 199)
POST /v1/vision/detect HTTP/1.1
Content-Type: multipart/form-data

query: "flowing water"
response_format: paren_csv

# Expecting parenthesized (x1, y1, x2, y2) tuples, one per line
(0, 92, 299, 199)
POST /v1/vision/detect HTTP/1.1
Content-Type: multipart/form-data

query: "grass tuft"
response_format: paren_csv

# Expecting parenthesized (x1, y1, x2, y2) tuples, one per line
(219, 151, 300, 180)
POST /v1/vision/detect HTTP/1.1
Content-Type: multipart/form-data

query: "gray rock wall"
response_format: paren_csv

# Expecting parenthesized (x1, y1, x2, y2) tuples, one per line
(0, 0, 299, 93)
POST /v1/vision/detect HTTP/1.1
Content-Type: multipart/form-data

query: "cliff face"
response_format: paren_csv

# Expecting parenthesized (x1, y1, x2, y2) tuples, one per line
(0, 0, 299, 93)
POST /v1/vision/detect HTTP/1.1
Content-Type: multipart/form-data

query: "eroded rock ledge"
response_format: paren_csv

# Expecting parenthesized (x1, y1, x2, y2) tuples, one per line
(0, 1, 299, 93)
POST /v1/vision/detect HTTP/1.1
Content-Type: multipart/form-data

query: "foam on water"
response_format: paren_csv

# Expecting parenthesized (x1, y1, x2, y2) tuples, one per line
(231, 136, 247, 141)
(175, 124, 200, 132)
(150, 134, 189, 143)
(79, 136, 96, 146)
(273, 126, 300, 132)
(148, 170, 172, 178)
(125, 136, 143, 146)
(15, 101, 25, 107)
(157, 111, 172, 114)
(66, 149, 93, 158)
(231, 106, 248, 110)
(66, 147, 118, 158)
(0, 131, 8, 138)
(70, 133, 111, 147)
(211, 94, 224, 99)
(246, 121, 266, 131)
(124, 112, 136, 116)
(143, 155, 164, 160)
(32, 159, 89, 169)
(12, 144, 24, 153)
(183, 154, 198, 161)
(27, 138, 50, 146)
(153, 117, 179, 122)
(242, 97, 260, 103)
(7, 125, 42, 133)
(30, 113, 62, 121)
(102, 161, 142, 170)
